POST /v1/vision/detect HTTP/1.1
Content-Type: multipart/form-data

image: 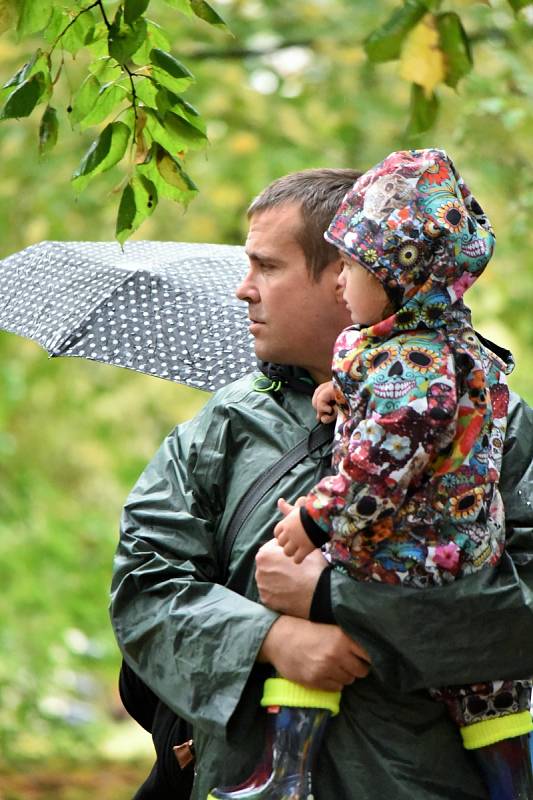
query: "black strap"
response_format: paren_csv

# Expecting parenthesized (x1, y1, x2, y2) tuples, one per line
(222, 422, 335, 579)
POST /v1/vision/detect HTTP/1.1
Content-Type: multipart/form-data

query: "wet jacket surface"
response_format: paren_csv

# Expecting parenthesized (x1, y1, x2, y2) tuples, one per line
(110, 372, 533, 800)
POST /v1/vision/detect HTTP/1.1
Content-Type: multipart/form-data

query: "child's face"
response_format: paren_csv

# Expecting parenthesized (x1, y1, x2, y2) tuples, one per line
(338, 256, 390, 326)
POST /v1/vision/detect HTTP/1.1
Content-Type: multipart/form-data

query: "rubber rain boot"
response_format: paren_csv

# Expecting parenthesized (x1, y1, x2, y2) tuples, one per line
(459, 709, 533, 800)
(207, 677, 340, 800)
(472, 735, 533, 800)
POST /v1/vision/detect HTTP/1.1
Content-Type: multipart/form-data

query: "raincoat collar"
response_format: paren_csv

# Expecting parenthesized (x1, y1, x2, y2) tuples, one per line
(258, 361, 317, 396)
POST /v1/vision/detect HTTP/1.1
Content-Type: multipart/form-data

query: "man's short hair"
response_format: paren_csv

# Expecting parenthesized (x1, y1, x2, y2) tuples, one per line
(247, 168, 363, 281)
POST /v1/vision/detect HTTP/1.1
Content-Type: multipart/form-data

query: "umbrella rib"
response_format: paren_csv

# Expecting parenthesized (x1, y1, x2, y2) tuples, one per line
(48, 270, 134, 355)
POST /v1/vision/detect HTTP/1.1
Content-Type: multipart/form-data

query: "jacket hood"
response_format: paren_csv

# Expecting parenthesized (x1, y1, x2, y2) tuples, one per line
(325, 148, 495, 335)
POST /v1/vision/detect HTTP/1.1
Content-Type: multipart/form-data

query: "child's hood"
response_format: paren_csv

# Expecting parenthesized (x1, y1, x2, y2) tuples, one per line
(325, 148, 495, 334)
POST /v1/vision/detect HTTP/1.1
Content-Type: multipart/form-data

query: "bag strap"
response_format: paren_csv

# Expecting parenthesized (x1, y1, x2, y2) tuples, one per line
(222, 422, 335, 579)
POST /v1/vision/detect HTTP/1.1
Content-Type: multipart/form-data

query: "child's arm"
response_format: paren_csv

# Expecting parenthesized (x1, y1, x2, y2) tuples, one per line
(312, 381, 338, 424)
(274, 497, 316, 563)
(302, 334, 458, 545)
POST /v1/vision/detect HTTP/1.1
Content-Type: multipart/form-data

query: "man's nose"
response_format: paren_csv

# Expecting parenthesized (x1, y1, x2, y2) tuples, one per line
(337, 269, 347, 289)
(235, 269, 260, 303)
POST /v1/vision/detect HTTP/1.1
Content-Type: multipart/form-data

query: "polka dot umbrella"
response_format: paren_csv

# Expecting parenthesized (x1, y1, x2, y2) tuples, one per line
(0, 240, 257, 392)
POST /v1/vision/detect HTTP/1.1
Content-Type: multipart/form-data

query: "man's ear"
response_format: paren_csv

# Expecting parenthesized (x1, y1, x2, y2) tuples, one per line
(329, 257, 345, 304)
(321, 256, 342, 278)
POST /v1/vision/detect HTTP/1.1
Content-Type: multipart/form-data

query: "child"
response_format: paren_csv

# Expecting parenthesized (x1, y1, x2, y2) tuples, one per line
(274, 148, 532, 799)
(208, 149, 532, 800)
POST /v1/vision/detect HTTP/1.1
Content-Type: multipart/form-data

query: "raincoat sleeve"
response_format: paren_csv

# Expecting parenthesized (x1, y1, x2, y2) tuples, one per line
(328, 391, 533, 692)
(110, 396, 278, 734)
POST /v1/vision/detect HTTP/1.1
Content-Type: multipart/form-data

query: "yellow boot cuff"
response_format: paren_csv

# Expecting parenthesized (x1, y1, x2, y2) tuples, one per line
(261, 678, 341, 716)
(461, 710, 533, 750)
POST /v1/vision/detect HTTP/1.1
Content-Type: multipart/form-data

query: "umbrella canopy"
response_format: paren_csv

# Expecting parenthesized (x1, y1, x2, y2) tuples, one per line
(0, 240, 257, 392)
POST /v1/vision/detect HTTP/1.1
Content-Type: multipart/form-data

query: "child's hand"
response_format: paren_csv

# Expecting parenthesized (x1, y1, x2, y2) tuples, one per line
(312, 381, 337, 424)
(274, 498, 316, 564)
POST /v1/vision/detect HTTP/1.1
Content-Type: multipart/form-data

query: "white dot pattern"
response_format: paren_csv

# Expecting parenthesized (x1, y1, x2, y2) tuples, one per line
(0, 240, 257, 391)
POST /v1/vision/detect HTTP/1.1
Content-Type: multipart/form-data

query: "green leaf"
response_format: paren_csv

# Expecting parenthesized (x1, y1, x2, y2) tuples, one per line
(43, 5, 66, 45)
(42, 3, 67, 44)
(436, 12, 472, 89)
(145, 108, 207, 155)
(150, 48, 193, 79)
(174, 97, 200, 117)
(108, 14, 148, 64)
(131, 20, 170, 64)
(70, 74, 101, 125)
(134, 77, 159, 107)
(151, 69, 193, 96)
(406, 82, 439, 134)
(0, 72, 45, 120)
(39, 105, 58, 155)
(3, 50, 47, 90)
(72, 120, 131, 192)
(72, 76, 128, 129)
(2, 61, 30, 92)
(0, 51, 50, 107)
(155, 87, 205, 131)
(506, 0, 533, 8)
(116, 174, 157, 244)
(190, 0, 228, 30)
(83, 81, 128, 128)
(86, 21, 110, 58)
(364, 0, 427, 63)
(124, 0, 151, 24)
(162, 0, 193, 16)
(138, 143, 197, 204)
(0, 0, 17, 34)
(17, 0, 53, 37)
(149, 48, 194, 93)
(116, 182, 136, 244)
(61, 8, 96, 54)
(89, 57, 121, 84)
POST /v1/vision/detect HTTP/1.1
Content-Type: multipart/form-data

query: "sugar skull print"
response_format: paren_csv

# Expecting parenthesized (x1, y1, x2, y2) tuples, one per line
(278, 149, 531, 749)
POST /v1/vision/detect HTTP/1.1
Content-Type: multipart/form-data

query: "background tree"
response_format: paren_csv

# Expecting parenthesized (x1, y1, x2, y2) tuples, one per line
(0, 1, 532, 795)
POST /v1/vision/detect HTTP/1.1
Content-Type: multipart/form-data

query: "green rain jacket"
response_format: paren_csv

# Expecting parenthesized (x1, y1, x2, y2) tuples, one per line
(110, 371, 533, 800)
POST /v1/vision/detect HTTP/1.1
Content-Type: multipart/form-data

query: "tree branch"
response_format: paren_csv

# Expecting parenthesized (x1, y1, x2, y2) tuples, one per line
(186, 39, 315, 61)
(50, 1, 101, 54)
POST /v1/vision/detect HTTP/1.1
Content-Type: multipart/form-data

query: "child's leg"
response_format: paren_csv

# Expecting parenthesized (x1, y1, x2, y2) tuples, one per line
(473, 735, 533, 800)
(432, 680, 533, 800)
(208, 678, 340, 800)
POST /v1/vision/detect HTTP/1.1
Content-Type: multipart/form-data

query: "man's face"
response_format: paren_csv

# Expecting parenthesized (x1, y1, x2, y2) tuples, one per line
(237, 203, 351, 382)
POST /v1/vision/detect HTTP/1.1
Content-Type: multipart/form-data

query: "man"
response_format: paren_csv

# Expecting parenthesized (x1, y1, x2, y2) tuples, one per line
(111, 169, 533, 799)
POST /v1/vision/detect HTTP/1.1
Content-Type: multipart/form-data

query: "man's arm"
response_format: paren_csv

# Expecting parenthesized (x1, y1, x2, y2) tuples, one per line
(110, 401, 278, 735)
(257, 393, 533, 692)
(258, 615, 370, 691)
(111, 393, 368, 735)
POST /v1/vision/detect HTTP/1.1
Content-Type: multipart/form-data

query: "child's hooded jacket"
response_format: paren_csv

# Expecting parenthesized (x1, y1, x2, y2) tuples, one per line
(301, 148, 514, 587)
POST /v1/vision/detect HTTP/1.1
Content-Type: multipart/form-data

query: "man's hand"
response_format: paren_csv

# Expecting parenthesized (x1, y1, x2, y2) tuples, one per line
(312, 380, 337, 424)
(274, 498, 315, 563)
(258, 615, 371, 692)
(255, 539, 327, 618)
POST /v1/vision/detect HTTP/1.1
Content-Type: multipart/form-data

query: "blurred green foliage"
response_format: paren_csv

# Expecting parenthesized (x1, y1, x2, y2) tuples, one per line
(0, 0, 532, 777)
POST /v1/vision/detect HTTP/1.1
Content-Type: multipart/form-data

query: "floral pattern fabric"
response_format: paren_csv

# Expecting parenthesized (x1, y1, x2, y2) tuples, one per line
(306, 320, 511, 588)
(304, 149, 511, 586)
(302, 148, 531, 727)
